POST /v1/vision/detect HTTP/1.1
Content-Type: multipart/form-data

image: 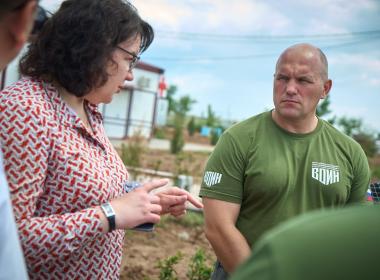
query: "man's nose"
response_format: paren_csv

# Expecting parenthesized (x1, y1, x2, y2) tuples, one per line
(285, 79, 297, 95)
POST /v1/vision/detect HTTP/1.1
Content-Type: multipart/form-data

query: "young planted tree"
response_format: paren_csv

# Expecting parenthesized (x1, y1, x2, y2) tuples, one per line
(187, 117, 196, 137)
(206, 104, 218, 127)
(170, 95, 196, 154)
(166, 85, 178, 115)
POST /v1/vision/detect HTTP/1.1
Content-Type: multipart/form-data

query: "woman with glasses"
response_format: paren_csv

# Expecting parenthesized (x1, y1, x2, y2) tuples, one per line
(0, 0, 202, 279)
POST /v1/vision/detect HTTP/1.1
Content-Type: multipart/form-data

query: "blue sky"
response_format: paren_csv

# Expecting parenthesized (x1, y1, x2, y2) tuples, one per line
(42, 0, 380, 133)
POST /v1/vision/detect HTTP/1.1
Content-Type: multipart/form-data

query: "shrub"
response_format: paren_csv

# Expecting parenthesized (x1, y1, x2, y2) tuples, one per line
(156, 252, 183, 280)
(187, 249, 213, 280)
(154, 127, 167, 139)
(169, 211, 204, 228)
(210, 128, 221, 146)
(170, 114, 185, 154)
(121, 133, 146, 167)
(187, 117, 196, 136)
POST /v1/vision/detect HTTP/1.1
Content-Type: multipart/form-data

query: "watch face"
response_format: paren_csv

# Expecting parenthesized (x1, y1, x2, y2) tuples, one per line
(102, 203, 115, 216)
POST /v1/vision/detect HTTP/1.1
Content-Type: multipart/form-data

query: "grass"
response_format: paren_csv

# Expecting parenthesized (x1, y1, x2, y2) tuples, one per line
(158, 210, 204, 229)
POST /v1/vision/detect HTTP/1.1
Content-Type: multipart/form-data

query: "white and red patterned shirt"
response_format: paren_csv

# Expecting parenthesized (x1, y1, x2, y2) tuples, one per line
(0, 77, 128, 279)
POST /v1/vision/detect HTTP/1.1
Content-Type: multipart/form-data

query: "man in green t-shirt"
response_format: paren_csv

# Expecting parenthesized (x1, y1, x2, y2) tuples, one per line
(230, 204, 380, 280)
(199, 43, 371, 279)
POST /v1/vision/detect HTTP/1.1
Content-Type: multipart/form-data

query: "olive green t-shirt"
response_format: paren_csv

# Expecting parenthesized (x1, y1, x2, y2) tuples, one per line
(199, 111, 370, 247)
(230, 205, 380, 280)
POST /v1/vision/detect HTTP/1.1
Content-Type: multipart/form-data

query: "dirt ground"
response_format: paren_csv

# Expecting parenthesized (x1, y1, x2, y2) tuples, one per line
(118, 139, 215, 279)
(120, 216, 216, 280)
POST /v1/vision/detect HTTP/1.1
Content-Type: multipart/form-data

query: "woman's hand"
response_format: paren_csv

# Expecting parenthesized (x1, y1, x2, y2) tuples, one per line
(157, 187, 203, 217)
(109, 179, 169, 230)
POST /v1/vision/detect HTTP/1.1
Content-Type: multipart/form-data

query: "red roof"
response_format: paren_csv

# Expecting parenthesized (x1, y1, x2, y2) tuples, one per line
(135, 61, 164, 74)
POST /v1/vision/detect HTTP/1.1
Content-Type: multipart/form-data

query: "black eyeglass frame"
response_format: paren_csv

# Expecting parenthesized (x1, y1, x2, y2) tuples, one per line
(116, 46, 140, 71)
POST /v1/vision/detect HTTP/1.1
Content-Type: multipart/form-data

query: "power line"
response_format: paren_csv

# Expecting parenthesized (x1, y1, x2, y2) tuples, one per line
(147, 36, 380, 63)
(156, 29, 380, 42)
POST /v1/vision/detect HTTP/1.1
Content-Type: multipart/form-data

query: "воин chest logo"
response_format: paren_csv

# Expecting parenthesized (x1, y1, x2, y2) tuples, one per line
(203, 171, 222, 187)
(311, 162, 340, 185)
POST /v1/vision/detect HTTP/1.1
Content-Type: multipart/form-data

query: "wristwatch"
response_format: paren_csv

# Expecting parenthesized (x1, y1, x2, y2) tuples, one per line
(100, 202, 116, 232)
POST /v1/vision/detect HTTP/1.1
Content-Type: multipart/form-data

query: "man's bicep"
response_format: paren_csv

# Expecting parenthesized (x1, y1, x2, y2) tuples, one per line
(203, 197, 241, 226)
(348, 150, 371, 204)
(200, 132, 246, 201)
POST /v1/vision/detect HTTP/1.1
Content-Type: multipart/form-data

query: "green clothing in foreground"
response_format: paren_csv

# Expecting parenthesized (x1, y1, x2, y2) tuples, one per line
(200, 111, 370, 247)
(231, 205, 380, 280)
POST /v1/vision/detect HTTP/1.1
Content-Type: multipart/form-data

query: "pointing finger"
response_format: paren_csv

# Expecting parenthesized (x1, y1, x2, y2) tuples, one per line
(186, 193, 203, 209)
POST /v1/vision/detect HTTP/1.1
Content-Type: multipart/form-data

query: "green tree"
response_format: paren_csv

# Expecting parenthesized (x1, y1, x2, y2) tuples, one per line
(187, 117, 196, 136)
(353, 133, 378, 157)
(171, 114, 185, 154)
(174, 95, 196, 116)
(338, 117, 378, 157)
(316, 95, 332, 117)
(170, 95, 196, 154)
(206, 104, 218, 127)
(316, 95, 335, 124)
(338, 117, 362, 137)
(166, 85, 178, 114)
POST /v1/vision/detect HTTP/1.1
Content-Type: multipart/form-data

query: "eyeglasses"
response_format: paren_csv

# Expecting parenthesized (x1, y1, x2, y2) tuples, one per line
(116, 46, 140, 71)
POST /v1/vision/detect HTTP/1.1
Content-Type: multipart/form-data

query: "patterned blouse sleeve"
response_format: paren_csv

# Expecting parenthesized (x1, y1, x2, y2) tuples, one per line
(0, 97, 104, 267)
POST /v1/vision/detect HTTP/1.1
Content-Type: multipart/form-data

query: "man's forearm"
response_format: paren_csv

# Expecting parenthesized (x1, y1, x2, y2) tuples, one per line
(207, 226, 251, 273)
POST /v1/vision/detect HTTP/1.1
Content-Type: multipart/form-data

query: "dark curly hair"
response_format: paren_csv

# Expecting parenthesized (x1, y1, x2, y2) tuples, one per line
(19, 0, 154, 97)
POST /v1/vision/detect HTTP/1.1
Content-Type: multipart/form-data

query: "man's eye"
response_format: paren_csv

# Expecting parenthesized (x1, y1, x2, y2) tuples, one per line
(299, 78, 311, 83)
(277, 76, 287, 81)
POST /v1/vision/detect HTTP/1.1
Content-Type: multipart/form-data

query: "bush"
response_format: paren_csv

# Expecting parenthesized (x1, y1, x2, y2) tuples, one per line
(187, 249, 213, 280)
(121, 133, 146, 167)
(353, 133, 377, 157)
(156, 249, 212, 280)
(156, 252, 183, 280)
(171, 114, 185, 154)
(372, 166, 380, 180)
(171, 125, 184, 154)
(187, 117, 196, 136)
(154, 127, 167, 139)
(210, 128, 221, 146)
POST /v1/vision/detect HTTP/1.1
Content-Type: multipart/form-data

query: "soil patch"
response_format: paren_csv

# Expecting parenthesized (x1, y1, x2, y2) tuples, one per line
(120, 217, 215, 279)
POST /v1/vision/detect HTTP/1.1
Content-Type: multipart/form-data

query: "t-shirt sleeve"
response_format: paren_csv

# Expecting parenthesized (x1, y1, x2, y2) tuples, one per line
(199, 131, 247, 204)
(346, 144, 371, 204)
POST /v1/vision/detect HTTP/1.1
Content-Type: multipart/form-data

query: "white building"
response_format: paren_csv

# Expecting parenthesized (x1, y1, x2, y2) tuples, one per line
(99, 61, 168, 139)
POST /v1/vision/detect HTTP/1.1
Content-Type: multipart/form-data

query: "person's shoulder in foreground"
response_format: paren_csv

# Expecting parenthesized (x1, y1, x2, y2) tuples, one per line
(230, 204, 380, 280)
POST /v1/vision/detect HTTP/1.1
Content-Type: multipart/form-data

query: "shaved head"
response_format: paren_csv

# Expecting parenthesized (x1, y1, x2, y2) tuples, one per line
(276, 43, 329, 81)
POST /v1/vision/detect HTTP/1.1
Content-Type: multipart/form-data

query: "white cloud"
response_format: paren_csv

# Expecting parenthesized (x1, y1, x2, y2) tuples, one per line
(307, 20, 349, 34)
(169, 71, 224, 96)
(290, 0, 379, 21)
(133, 0, 291, 34)
(362, 74, 380, 87)
(132, 0, 191, 31)
(332, 53, 380, 71)
(330, 53, 380, 87)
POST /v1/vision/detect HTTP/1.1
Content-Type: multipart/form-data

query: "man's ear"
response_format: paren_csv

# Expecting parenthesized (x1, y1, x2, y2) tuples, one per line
(320, 79, 332, 99)
(8, 0, 38, 48)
